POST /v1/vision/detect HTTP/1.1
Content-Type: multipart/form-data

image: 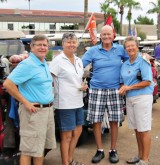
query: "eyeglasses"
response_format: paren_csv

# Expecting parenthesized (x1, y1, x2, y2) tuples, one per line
(33, 44, 49, 48)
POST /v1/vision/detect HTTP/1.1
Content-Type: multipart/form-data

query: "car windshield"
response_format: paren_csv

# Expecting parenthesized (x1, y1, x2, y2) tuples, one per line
(0, 39, 25, 57)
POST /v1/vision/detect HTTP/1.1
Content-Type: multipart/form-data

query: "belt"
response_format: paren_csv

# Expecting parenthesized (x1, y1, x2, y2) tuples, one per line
(34, 102, 53, 108)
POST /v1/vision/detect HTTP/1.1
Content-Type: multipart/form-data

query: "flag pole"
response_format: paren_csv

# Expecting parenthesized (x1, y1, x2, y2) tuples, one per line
(80, 13, 97, 45)
(81, 12, 94, 39)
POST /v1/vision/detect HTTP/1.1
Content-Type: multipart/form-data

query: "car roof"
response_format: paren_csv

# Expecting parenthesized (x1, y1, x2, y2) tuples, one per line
(0, 31, 25, 39)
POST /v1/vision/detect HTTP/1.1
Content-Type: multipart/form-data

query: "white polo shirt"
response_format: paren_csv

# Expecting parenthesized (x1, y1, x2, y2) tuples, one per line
(49, 52, 84, 109)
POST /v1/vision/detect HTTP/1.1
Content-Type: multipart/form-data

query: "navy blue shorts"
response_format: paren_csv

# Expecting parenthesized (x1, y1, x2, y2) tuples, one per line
(55, 107, 84, 131)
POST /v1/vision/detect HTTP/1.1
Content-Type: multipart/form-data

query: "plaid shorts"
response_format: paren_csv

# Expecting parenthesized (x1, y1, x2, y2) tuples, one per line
(87, 88, 124, 123)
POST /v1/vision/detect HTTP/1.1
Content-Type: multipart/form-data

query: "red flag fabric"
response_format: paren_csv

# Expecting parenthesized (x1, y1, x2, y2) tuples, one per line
(104, 15, 116, 38)
(85, 14, 97, 45)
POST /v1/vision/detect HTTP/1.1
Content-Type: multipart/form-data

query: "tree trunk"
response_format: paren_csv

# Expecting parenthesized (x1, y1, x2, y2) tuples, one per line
(128, 20, 131, 35)
(119, 5, 124, 35)
(104, 14, 106, 24)
(120, 13, 123, 35)
(128, 9, 132, 35)
(84, 0, 88, 28)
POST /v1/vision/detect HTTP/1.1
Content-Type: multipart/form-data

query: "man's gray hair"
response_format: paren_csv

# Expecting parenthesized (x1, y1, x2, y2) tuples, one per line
(30, 34, 49, 46)
(62, 32, 77, 42)
(123, 36, 139, 49)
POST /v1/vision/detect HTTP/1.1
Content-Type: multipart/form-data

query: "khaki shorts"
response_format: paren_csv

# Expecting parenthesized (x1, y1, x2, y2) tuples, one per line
(126, 95, 153, 132)
(18, 104, 56, 157)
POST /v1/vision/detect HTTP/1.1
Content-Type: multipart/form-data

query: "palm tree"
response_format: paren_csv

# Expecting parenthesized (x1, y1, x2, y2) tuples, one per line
(100, 1, 116, 23)
(126, 0, 142, 35)
(84, 0, 88, 28)
(147, 0, 160, 39)
(100, 1, 120, 34)
(110, 0, 129, 35)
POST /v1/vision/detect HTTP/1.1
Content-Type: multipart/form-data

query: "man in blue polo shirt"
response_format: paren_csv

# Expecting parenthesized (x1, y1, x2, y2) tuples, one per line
(3, 35, 56, 165)
(82, 25, 128, 164)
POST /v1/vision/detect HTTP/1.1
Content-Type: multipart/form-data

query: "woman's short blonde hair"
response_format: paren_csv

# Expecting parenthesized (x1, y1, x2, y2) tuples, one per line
(123, 36, 139, 49)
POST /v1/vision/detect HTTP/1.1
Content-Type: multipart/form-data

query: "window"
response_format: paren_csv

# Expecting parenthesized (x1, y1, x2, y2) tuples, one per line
(50, 24, 56, 30)
(50, 24, 56, 33)
(29, 24, 35, 34)
(8, 24, 14, 30)
(29, 24, 35, 29)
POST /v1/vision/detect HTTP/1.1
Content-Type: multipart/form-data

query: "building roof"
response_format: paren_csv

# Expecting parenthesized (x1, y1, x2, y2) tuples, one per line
(0, 9, 104, 23)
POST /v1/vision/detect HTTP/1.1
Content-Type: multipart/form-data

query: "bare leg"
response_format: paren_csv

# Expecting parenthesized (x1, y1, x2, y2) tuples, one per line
(109, 121, 118, 150)
(93, 122, 103, 149)
(68, 125, 82, 163)
(33, 157, 44, 165)
(135, 130, 143, 159)
(140, 131, 151, 162)
(60, 131, 72, 165)
(20, 155, 31, 165)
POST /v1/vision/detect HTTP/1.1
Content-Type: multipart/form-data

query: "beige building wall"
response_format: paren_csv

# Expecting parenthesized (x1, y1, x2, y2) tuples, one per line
(122, 24, 157, 40)
(98, 23, 157, 40)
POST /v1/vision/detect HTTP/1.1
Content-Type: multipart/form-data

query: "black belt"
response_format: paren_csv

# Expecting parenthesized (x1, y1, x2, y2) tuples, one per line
(34, 102, 53, 108)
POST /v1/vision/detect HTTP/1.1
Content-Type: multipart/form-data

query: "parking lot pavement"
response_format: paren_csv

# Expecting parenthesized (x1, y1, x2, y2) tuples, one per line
(44, 98, 160, 165)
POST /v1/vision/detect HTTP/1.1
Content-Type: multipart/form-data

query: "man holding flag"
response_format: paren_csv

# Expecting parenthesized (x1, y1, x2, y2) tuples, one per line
(82, 19, 129, 164)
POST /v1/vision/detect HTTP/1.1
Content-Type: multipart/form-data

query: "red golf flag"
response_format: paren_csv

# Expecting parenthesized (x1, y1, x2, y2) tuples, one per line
(104, 15, 116, 38)
(85, 13, 97, 45)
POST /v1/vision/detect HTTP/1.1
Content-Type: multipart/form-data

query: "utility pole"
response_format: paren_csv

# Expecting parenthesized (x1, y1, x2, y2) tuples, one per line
(28, 0, 31, 10)
(84, 0, 88, 28)
(25, 0, 31, 10)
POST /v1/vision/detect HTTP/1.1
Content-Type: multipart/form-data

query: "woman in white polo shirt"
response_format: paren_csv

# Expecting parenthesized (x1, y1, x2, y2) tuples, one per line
(49, 32, 88, 165)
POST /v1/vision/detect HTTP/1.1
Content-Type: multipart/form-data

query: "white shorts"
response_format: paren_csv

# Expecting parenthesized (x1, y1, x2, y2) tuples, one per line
(126, 95, 153, 132)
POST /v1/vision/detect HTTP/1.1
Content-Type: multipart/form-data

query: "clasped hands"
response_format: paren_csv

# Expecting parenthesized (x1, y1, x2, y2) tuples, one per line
(119, 85, 130, 95)
(79, 81, 88, 91)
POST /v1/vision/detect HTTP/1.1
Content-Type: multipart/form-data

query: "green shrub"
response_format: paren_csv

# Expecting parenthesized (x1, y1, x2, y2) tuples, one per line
(138, 32, 146, 41)
(46, 50, 53, 61)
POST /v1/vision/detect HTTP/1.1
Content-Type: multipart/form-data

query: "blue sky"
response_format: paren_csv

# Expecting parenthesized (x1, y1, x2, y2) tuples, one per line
(0, 0, 157, 24)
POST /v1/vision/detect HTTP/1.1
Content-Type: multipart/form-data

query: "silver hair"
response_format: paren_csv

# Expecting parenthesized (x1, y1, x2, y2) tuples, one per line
(62, 32, 78, 42)
(123, 36, 139, 49)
